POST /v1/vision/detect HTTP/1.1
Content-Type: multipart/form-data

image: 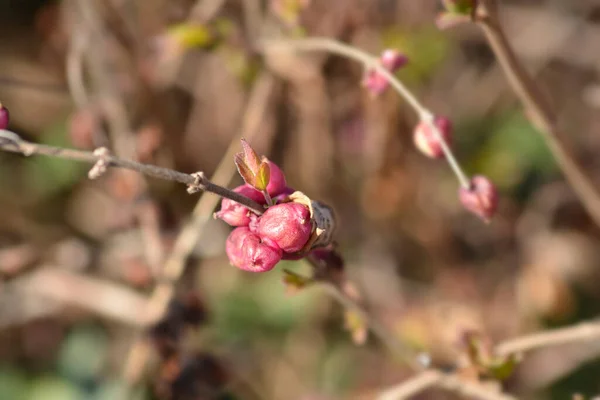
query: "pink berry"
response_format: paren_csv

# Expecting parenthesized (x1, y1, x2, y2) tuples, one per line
(215, 184, 265, 226)
(225, 227, 282, 272)
(459, 175, 499, 223)
(257, 203, 312, 253)
(0, 104, 9, 130)
(265, 160, 287, 196)
(413, 116, 452, 159)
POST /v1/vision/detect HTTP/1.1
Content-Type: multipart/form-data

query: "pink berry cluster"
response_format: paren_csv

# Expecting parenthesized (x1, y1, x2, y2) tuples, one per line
(216, 141, 316, 273)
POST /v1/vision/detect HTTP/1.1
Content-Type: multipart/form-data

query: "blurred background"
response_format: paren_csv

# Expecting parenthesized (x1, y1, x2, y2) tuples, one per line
(1, 0, 600, 399)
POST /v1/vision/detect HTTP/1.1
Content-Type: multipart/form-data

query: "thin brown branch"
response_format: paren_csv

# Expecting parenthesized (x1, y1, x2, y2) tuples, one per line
(318, 281, 421, 370)
(0, 131, 265, 215)
(475, 0, 600, 226)
(380, 319, 600, 400)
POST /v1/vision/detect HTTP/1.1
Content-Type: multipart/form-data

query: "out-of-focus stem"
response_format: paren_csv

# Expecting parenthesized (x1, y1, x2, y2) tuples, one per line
(261, 37, 471, 188)
(476, 0, 600, 226)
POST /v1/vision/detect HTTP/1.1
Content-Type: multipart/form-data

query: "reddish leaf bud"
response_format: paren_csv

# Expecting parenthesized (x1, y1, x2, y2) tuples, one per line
(257, 203, 312, 253)
(362, 49, 408, 96)
(215, 184, 264, 226)
(264, 160, 288, 196)
(413, 116, 452, 158)
(442, 0, 476, 14)
(459, 175, 499, 223)
(380, 49, 409, 72)
(225, 227, 282, 272)
(0, 104, 9, 130)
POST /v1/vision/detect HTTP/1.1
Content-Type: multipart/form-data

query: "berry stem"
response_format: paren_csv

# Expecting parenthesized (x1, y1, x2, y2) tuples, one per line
(262, 190, 274, 206)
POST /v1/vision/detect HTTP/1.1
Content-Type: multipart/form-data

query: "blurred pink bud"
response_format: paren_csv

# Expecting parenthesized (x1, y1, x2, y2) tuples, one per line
(0, 104, 9, 130)
(215, 185, 264, 226)
(413, 116, 452, 159)
(265, 160, 288, 196)
(226, 227, 282, 272)
(362, 49, 408, 96)
(362, 70, 389, 96)
(257, 203, 312, 253)
(459, 175, 499, 223)
(380, 50, 409, 71)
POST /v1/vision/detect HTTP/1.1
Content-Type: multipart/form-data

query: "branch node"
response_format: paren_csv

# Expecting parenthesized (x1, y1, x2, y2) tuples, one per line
(187, 172, 207, 194)
(88, 147, 111, 180)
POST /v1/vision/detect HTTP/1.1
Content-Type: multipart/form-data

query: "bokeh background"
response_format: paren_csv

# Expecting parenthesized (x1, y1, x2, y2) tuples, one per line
(1, 0, 600, 399)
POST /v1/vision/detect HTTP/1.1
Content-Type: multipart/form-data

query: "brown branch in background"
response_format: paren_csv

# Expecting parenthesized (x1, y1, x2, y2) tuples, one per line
(122, 73, 279, 383)
(0, 132, 265, 215)
(378, 370, 517, 400)
(379, 318, 600, 400)
(475, 0, 600, 227)
(497, 319, 600, 357)
(1, 266, 148, 327)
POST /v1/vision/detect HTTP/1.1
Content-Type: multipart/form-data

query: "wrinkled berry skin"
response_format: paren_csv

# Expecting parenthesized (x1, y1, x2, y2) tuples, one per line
(225, 227, 282, 272)
(459, 175, 499, 223)
(413, 116, 452, 159)
(215, 184, 265, 226)
(257, 203, 312, 253)
(265, 160, 287, 196)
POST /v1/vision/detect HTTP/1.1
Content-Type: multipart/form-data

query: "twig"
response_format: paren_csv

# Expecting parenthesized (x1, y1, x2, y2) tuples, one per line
(2, 266, 148, 327)
(261, 37, 471, 189)
(475, 0, 600, 226)
(497, 319, 600, 357)
(319, 281, 421, 370)
(122, 73, 279, 382)
(378, 370, 517, 400)
(0, 130, 265, 215)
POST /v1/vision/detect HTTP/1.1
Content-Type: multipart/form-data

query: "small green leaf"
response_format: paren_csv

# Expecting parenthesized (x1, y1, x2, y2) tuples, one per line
(255, 161, 270, 191)
(435, 11, 471, 30)
(282, 269, 313, 294)
(344, 310, 368, 345)
(168, 23, 213, 49)
(234, 153, 256, 187)
(487, 354, 519, 381)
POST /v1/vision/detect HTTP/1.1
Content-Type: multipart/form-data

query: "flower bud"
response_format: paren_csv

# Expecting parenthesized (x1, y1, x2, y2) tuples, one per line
(265, 160, 288, 196)
(0, 104, 9, 130)
(225, 227, 282, 272)
(380, 49, 409, 72)
(459, 175, 498, 222)
(215, 184, 265, 226)
(362, 49, 408, 96)
(257, 203, 312, 253)
(413, 116, 452, 158)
